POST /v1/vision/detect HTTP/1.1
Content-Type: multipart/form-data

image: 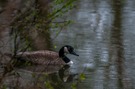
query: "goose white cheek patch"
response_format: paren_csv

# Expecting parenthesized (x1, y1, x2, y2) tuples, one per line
(64, 47, 69, 53)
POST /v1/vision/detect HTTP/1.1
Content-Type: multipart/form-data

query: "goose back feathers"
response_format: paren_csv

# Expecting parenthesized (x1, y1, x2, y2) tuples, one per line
(17, 50, 65, 65)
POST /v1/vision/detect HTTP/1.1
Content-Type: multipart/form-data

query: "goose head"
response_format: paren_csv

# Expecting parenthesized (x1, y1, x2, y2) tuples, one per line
(59, 45, 79, 64)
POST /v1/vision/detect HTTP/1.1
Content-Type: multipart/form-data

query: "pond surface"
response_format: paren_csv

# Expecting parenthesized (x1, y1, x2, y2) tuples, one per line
(51, 0, 135, 89)
(0, 0, 135, 89)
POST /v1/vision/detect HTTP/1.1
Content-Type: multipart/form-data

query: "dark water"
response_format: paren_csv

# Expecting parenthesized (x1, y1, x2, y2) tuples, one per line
(0, 0, 135, 89)
(51, 0, 135, 89)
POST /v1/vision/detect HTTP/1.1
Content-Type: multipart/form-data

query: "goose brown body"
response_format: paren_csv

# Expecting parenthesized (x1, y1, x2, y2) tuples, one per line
(16, 50, 66, 65)
(5, 45, 79, 65)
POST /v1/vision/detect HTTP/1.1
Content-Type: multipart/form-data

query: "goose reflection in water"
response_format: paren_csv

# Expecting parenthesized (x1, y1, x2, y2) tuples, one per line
(58, 65, 78, 82)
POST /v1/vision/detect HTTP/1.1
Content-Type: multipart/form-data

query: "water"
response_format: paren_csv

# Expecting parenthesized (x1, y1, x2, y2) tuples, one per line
(52, 0, 135, 89)
(0, 0, 135, 89)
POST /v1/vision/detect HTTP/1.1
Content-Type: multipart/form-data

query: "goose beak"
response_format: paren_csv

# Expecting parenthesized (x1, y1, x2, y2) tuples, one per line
(71, 51, 79, 56)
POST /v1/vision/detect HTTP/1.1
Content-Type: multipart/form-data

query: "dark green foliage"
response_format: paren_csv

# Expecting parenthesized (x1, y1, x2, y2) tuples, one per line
(0, 0, 77, 88)
(10, 0, 76, 52)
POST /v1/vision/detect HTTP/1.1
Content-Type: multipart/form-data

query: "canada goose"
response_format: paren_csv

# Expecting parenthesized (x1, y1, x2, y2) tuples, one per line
(5, 45, 79, 65)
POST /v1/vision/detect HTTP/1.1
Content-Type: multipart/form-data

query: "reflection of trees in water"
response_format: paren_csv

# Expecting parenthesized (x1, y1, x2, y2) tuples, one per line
(107, 0, 133, 89)
(0, 0, 77, 88)
(0, 65, 78, 89)
(10, 0, 52, 51)
(0, 0, 52, 65)
(112, 0, 124, 88)
(0, 1, 52, 87)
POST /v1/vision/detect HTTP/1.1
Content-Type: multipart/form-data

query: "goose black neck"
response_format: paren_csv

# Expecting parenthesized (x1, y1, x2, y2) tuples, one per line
(62, 56, 70, 63)
(59, 47, 65, 57)
(59, 47, 70, 63)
